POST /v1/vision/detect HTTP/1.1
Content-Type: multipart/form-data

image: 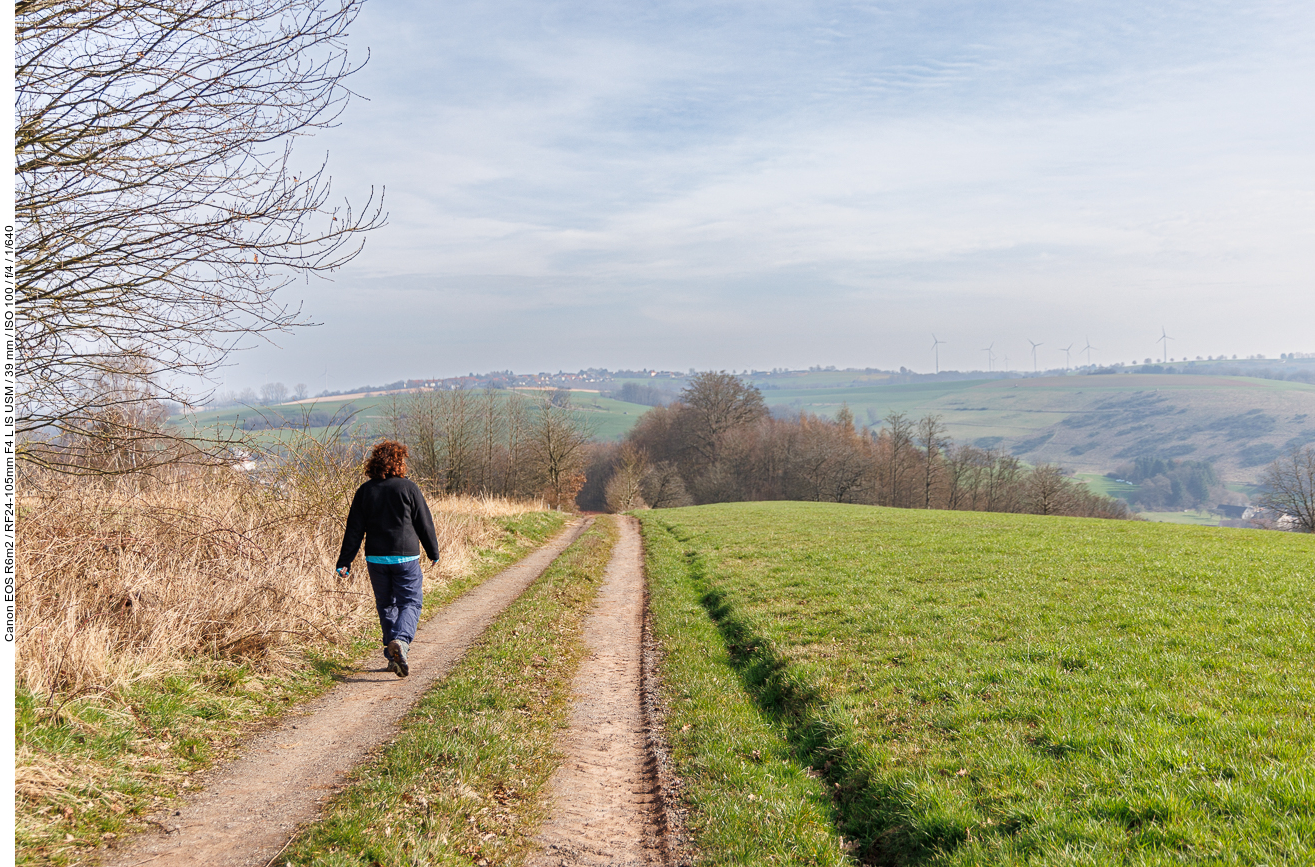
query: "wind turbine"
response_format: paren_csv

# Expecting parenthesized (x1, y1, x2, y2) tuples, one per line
(1061, 343, 1073, 371)
(982, 343, 995, 373)
(1082, 337, 1097, 367)
(931, 334, 945, 374)
(1028, 339, 1043, 373)
(1157, 327, 1173, 363)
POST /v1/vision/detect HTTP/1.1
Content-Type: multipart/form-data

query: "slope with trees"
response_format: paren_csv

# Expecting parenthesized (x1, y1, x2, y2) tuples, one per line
(580, 373, 1130, 520)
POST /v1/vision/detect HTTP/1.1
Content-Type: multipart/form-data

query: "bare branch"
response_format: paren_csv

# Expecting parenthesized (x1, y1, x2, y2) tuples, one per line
(15, 0, 385, 471)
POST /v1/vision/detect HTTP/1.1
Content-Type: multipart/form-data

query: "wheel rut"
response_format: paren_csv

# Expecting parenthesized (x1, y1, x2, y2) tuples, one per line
(103, 519, 592, 867)
(530, 515, 665, 867)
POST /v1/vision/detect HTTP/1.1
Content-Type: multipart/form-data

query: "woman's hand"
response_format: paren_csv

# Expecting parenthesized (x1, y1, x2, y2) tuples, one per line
(336, 566, 351, 579)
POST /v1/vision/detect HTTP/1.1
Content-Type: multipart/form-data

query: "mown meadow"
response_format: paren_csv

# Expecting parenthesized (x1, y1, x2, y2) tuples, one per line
(641, 502, 1314, 865)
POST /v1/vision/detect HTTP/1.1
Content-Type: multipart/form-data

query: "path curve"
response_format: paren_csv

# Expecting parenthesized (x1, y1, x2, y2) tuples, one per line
(530, 516, 663, 866)
(105, 519, 591, 867)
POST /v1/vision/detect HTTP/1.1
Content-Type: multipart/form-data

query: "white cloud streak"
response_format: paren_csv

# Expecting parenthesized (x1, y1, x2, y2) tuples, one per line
(240, 0, 1315, 388)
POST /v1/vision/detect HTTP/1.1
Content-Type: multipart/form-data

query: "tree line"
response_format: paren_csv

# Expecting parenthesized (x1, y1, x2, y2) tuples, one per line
(1106, 457, 1221, 511)
(577, 372, 1132, 519)
(383, 389, 592, 509)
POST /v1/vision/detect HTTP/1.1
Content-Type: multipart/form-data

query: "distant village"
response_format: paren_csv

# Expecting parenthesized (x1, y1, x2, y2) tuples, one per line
(321, 368, 690, 398)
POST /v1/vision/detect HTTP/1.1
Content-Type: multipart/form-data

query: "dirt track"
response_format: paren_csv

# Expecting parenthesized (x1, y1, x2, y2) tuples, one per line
(530, 516, 664, 867)
(104, 520, 590, 867)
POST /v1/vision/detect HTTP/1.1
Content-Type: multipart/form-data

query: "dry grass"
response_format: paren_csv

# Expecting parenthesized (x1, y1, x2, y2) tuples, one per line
(17, 467, 546, 699)
(15, 452, 558, 865)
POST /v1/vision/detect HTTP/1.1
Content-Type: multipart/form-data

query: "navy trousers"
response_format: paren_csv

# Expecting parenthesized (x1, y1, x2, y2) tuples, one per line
(365, 559, 424, 646)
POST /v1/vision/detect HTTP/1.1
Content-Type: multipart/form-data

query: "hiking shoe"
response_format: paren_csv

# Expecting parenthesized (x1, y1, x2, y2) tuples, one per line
(386, 640, 409, 678)
(383, 649, 400, 675)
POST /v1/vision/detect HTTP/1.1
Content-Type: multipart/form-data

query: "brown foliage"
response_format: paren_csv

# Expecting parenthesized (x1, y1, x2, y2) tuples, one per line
(622, 385, 1131, 520)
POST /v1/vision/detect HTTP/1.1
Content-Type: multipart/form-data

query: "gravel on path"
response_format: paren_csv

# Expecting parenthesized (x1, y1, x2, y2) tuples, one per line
(530, 516, 665, 867)
(104, 519, 591, 867)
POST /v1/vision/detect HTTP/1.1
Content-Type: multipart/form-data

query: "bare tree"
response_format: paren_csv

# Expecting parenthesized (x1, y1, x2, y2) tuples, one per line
(641, 461, 693, 509)
(877, 411, 916, 507)
(15, 0, 384, 471)
(789, 412, 869, 503)
(41, 356, 198, 474)
(944, 444, 987, 511)
(526, 399, 593, 510)
(293, 383, 309, 401)
(681, 372, 767, 466)
(604, 444, 648, 513)
(1023, 464, 1074, 516)
(260, 383, 289, 406)
(1258, 446, 1315, 532)
(915, 414, 949, 509)
(504, 392, 531, 496)
(476, 388, 505, 493)
(984, 451, 1024, 512)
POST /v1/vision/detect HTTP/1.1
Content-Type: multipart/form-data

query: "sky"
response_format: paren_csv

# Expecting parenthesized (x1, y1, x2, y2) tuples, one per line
(230, 0, 1315, 393)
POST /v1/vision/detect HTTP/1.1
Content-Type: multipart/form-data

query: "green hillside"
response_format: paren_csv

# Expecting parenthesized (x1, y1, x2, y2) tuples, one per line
(754, 374, 1315, 484)
(169, 389, 653, 443)
(641, 501, 1315, 865)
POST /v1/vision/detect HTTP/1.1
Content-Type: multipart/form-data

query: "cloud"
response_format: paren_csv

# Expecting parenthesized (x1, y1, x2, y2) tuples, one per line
(240, 0, 1315, 388)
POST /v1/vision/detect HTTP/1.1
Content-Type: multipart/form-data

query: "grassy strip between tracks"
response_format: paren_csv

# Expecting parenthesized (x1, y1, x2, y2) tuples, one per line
(640, 502, 1315, 866)
(17, 510, 566, 867)
(280, 516, 618, 867)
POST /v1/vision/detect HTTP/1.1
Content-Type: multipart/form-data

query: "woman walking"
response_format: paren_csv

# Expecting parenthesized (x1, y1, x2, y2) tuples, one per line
(336, 440, 440, 677)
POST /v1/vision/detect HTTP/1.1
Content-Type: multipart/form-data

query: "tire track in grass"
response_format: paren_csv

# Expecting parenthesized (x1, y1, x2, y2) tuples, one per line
(640, 516, 852, 866)
(102, 519, 591, 867)
(655, 515, 972, 865)
(529, 515, 663, 867)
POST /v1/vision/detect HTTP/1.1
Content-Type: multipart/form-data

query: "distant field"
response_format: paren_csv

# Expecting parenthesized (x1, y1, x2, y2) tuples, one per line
(514, 390, 652, 440)
(169, 389, 653, 443)
(1137, 510, 1222, 527)
(754, 374, 1315, 484)
(1073, 472, 1139, 501)
(641, 502, 1315, 865)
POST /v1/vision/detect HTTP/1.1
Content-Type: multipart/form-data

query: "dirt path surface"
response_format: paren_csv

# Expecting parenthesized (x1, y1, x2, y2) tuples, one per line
(530, 516, 664, 867)
(104, 520, 590, 867)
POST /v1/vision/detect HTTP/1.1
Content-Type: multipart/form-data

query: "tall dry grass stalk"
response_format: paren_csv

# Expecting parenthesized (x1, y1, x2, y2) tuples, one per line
(16, 458, 548, 701)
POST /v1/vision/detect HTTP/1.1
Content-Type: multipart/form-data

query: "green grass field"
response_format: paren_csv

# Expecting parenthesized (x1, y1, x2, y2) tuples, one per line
(170, 389, 654, 443)
(1073, 473, 1139, 501)
(1137, 510, 1222, 527)
(640, 502, 1315, 865)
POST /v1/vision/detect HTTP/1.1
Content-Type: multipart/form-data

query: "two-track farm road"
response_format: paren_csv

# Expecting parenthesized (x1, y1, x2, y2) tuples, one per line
(531, 516, 665, 867)
(105, 520, 592, 867)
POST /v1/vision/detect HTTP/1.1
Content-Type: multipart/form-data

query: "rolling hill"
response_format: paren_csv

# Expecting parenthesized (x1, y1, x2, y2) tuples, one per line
(754, 374, 1315, 484)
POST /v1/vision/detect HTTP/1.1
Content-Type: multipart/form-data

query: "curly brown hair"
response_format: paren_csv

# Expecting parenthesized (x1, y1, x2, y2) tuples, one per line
(365, 440, 408, 480)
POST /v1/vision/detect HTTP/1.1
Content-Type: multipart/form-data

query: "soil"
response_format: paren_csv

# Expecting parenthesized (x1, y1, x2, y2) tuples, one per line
(529, 516, 666, 867)
(102, 519, 590, 867)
